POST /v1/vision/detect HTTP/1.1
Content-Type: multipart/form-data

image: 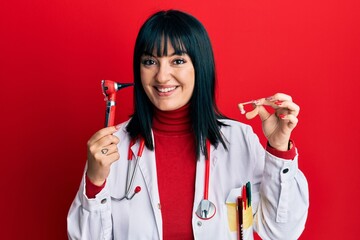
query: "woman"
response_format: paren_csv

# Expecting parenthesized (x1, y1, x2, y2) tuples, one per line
(67, 10, 308, 240)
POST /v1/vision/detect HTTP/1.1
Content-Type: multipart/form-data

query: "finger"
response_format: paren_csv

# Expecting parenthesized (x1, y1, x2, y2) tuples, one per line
(101, 144, 119, 156)
(88, 135, 119, 156)
(95, 149, 120, 165)
(87, 126, 120, 146)
(91, 144, 119, 164)
(95, 135, 120, 149)
(253, 98, 278, 109)
(265, 93, 293, 102)
(103, 151, 120, 165)
(256, 94, 290, 109)
(275, 101, 300, 117)
(278, 113, 299, 130)
(97, 144, 117, 158)
(255, 96, 298, 115)
(256, 105, 272, 121)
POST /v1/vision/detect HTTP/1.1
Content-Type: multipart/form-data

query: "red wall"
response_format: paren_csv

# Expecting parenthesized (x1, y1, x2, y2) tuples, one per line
(1, 0, 359, 239)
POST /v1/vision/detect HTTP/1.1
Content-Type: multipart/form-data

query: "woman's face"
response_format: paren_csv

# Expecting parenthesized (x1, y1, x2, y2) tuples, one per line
(140, 42, 195, 111)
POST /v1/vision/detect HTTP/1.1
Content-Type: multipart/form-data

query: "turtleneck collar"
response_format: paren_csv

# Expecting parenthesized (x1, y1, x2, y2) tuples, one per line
(152, 104, 193, 135)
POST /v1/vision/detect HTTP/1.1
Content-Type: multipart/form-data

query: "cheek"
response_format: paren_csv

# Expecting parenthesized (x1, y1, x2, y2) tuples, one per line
(140, 69, 146, 84)
(188, 83, 195, 99)
(185, 70, 195, 94)
(140, 66, 158, 82)
(140, 80, 152, 98)
(140, 70, 151, 88)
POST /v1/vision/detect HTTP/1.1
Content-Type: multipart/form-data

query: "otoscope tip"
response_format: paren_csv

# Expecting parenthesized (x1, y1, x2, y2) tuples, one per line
(117, 82, 134, 90)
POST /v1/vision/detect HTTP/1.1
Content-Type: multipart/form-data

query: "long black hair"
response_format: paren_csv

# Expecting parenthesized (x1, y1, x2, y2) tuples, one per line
(126, 9, 228, 159)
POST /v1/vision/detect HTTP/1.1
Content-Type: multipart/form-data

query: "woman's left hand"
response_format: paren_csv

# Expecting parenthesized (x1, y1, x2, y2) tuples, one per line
(254, 93, 300, 151)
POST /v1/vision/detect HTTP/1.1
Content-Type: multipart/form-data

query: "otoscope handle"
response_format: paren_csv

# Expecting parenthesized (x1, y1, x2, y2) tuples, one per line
(105, 101, 116, 127)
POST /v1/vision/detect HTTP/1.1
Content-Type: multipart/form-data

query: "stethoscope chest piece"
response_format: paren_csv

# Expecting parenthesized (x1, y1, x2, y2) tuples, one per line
(195, 199, 216, 220)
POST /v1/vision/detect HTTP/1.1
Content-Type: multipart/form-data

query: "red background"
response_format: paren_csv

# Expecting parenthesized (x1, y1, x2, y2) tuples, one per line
(1, 0, 359, 239)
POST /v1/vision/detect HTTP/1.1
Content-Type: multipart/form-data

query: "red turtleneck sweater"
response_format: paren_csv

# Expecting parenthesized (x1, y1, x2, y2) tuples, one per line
(85, 105, 296, 239)
(152, 104, 196, 240)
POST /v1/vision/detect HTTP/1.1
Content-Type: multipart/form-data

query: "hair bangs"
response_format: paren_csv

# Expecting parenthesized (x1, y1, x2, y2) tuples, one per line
(141, 21, 188, 57)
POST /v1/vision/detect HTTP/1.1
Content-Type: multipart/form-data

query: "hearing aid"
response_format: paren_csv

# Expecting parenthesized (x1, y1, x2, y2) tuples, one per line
(238, 97, 282, 120)
(238, 100, 260, 120)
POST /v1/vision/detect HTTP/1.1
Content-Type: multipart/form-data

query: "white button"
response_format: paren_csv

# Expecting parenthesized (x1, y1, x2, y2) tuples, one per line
(197, 221, 202, 227)
(101, 198, 107, 204)
(213, 156, 218, 165)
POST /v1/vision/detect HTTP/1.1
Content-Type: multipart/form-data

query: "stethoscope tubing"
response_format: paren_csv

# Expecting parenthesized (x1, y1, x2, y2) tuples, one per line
(204, 140, 211, 200)
(111, 138, 145, 201)
(126, 155, 141, 195)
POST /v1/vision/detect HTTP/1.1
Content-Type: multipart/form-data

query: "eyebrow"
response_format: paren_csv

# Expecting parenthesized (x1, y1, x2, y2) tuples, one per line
(142, 50, 187, 57)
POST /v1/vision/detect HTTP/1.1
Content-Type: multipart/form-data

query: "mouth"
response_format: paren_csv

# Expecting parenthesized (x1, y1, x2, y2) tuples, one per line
(155, 86, 178, 93)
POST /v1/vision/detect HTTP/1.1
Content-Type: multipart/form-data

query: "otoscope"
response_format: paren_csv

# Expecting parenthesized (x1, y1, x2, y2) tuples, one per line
(101, 80, 134, 127)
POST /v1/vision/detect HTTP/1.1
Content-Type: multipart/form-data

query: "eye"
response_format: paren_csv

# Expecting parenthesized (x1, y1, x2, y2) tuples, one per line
(173, 58, 186, 65)
(141, 58, 156, 66)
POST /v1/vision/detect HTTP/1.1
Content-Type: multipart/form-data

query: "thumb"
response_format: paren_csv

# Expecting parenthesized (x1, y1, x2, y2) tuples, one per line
(256, 105, 271, 122)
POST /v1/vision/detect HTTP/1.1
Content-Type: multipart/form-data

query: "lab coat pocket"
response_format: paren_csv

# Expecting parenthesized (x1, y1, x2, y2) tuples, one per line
(225, 187, 254, 240)
(225, 187, 242, 239)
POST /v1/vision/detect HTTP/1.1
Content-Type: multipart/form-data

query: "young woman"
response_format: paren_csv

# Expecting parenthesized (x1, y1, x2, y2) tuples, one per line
(68, 10, 308, 240)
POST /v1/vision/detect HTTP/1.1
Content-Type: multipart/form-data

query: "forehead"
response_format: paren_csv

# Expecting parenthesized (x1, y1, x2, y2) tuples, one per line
(143, 35, 187, 57)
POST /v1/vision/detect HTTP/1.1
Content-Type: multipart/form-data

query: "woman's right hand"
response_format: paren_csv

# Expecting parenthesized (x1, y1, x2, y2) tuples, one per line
(86, 125, 120, 186)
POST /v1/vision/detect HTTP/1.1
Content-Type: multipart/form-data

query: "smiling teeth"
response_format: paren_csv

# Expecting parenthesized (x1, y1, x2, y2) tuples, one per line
(157, 87, 176, 93)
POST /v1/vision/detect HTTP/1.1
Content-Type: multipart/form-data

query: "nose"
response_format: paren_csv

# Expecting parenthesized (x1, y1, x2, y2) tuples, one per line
(155, 62, 171, 83)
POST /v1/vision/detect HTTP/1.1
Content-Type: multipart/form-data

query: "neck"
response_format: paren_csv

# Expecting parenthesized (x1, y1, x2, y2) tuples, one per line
(152, 104, 192, 135)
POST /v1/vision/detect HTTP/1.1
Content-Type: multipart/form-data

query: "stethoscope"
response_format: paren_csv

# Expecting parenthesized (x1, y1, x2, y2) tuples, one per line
(111, 137, 216, 220)
(111, 138, 145, 201)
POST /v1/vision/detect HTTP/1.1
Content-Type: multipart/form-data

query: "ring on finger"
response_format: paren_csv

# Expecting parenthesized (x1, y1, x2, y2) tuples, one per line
(101, 148, 109, 155)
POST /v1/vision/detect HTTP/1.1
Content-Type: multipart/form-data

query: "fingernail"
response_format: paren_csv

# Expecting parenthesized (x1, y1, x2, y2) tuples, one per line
(279, 114, 286, 119)
(265, 96, 274, 101)
(115, 124, 121, 130)
(275, 100, 283, 106)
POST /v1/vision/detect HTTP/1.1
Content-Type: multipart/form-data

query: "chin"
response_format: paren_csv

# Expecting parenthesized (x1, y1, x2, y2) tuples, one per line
(156, 104, 181, 111)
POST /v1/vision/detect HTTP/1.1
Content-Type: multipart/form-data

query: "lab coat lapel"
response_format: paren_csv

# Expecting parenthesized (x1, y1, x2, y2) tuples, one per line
(132, 141, 163, 240)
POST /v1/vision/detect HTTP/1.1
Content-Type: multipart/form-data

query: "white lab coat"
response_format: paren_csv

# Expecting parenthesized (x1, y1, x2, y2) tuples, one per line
(67, 119, 309, 240)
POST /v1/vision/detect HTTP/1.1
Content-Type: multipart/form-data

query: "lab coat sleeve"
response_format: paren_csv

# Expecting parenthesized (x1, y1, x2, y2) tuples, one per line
(250, 132, 309, 239)
(67, 170, 113, 240)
